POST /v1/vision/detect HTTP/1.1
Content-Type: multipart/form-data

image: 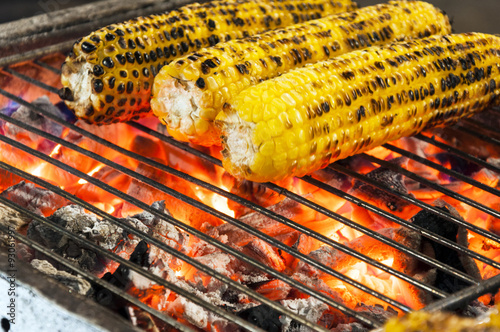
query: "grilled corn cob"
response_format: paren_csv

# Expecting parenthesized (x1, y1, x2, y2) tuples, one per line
(152, 0, 451, 146)
(60, 0, 357, 125)
(216, 33, 500, 182)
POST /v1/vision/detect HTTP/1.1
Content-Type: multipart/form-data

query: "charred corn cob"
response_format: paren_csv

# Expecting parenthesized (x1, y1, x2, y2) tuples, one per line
(152, 0, 451, 146)
(216, 33, 500, 182)
(60, 0, 357, 125)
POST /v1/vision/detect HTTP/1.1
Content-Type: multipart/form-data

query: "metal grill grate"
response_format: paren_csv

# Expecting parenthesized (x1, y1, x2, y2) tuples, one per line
(1, 24, 500, 332)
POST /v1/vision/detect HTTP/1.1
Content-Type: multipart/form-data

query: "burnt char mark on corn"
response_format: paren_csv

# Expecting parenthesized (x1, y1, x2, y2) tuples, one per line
(61, 0, 357, 125)
(216, 33, 500, 182)
(152, 0, 451, 146)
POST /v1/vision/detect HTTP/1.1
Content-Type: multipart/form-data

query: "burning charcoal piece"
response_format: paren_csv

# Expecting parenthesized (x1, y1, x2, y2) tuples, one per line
(350, 158, 410, 212)
(248, 279, 291, 301)
(227, 177, 286, 218)
(0, 169, 24, 193)
(1, 181, 68, 216)
(410, 203, 471, 294)
(434, 153, 482, 178)
(237, 304, 282, 332)
(31, 259, 92, 295)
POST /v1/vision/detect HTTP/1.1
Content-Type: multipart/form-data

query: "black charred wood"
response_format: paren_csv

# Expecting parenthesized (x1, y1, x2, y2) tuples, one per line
(410, 206, 469, 294)
(93, 240, 149, 319)
(237, 304, 282, 332)
(128, 240, 149, 267)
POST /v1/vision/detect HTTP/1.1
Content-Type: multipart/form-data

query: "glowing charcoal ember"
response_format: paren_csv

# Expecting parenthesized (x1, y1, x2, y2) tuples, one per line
(121, 160, 222, 228)
(213, 197, 311, 246)
(251, 279, 291, 301)
(295, 227, 426, 310)
(0, 168, 25, 192)
(241, 238, 286, 272)
(226, 177, 292, 218)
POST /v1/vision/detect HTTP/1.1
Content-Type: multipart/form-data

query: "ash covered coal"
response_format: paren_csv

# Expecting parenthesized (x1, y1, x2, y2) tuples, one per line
(27, 204, 123, 274)
(0, 202, 31, 243)
(1, 181, 68, 216)
(31, 259, 91, 295)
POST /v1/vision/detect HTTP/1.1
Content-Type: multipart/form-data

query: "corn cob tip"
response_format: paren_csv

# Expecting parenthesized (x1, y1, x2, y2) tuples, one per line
(60, 59, 99, 123)
(152, 69, 221, 146)
(216, 107, 265, 181)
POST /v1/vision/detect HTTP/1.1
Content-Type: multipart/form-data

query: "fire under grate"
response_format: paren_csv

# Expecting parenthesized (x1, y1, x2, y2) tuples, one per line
(2, 3, 500, 332)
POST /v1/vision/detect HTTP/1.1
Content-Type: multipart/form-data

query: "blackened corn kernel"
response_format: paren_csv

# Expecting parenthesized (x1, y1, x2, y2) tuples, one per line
(152, 0, 451, 146)
(62, 0, 356, 124)
(216, 33, 500, 182)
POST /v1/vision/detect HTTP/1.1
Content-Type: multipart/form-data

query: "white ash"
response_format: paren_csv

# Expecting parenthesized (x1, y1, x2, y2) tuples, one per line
(280, 297, 329, 332)
(3, 96, 65, 150)
(31, 259, 91, 295)
(331, 322, 367, 332)
(1, 181, 68, 216)
(52, 205, 123, 250)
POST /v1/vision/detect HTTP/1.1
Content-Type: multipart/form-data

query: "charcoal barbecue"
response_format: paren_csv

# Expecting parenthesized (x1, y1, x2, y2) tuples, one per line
(1, 1, 500, 331)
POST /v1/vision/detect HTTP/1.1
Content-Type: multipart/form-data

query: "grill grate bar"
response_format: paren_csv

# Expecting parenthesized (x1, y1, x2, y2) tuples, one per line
(457, 123, 500, 148)
(0, 196, 260, 332)
(0, 109, 411, 316)
(383, 142, 500, 212)
(330, 162, 500, 245)
(462, 115, 500, 140)
(0, 223, 198, 332)
(2, 67, 61, 95)
(0, 158, 338, 332)
(414, 133, 500, 175)
(33, 59, 62, 74)
(301, 174, 490, 280)
(422, 273, 500, 313)
(0, 131, 378, 329)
